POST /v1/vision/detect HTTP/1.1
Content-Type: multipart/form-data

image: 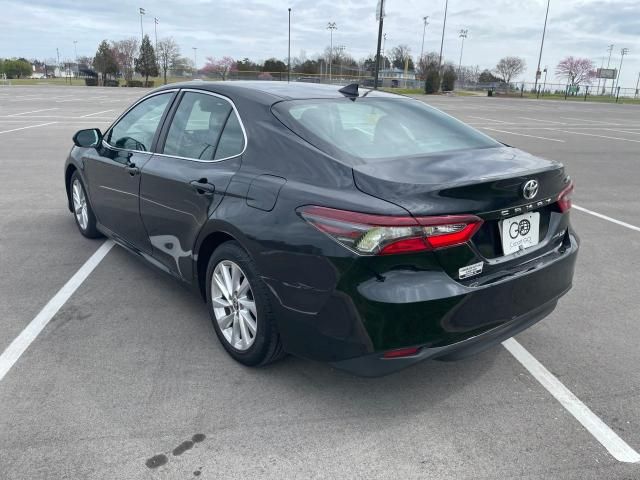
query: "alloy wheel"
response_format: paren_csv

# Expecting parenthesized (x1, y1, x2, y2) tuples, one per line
(72, 179, 88, 231)
(210, 260, 258, 351)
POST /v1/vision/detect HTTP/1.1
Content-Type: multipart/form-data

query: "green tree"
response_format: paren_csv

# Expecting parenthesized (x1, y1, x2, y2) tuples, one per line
(2, 59, 32, 78)
(294, 59, 319, 74)
(94, 40, 118, 85)
(478, 69, 501, 83)
(425, 70, 441, 94)
(441, 64, 457, 91)
(236, 58, 259, 71)
(135, 34, 159, 86)
(262, 58, 286, 72)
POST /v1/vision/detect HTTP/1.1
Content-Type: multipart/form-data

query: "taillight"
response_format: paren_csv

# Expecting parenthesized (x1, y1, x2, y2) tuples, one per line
(298, 206, 483, 255)
(558, 182, 574, 213)
(383, 347, 421, 358)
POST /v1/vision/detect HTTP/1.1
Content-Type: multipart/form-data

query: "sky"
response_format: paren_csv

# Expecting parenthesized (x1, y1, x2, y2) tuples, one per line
(1, 0, 639, 88)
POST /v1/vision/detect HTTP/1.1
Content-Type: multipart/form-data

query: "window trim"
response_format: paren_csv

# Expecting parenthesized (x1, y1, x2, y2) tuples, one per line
(154, 88, 248, 163)
(101, 89, 179, 154)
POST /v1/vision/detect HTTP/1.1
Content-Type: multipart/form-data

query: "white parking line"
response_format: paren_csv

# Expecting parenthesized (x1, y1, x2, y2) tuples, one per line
(468, 115, 508, 123)
(0, 240, 114, 383)
(503, 338, 640, 463)
(80, 109, 115, 118)
(551, 129, 640, 144)
(481, 127, 565, 142)
(573, 205, 640, 233)
(8, 108, 59, 117)
(0, 122, 57, 135)
(519, 116, 567, 125)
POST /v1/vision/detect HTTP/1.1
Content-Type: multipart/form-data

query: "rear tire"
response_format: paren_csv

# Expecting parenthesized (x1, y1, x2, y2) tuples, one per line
(69, 171, 101, 239)
(205, 241, 284, 367)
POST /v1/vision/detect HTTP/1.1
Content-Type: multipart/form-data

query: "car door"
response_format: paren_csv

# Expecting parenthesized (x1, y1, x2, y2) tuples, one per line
(85, 90, 176, 253)
(139, 89, 246, 279)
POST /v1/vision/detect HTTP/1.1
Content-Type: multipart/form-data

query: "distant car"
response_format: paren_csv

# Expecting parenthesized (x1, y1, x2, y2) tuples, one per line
(65, 81, 578, 376)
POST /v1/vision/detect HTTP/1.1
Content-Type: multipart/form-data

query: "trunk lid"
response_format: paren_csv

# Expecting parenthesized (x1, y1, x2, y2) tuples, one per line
(352, 146, 567, 216)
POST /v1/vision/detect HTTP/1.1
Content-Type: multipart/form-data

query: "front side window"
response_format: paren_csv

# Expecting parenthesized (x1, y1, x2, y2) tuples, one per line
(163, 92, 245, 160)
(106, 93, 172, 152)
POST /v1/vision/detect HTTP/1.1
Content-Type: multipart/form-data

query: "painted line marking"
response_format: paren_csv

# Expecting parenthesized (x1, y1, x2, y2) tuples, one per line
(481, 127, 565, 142)
(8, 108, 59, 117)
(559, 117, 612, 124)
(80, 109, 115, 118)
(519, 116, 567, 125)
(550, 129, 640, 144)
(468, 115, 508, 123)
(503, 338, 640, 463)
(603, 128, 640, 136)
(0, 240, 115, 383)
(0, 122, 57, 135)
(573, 205, 640, 233)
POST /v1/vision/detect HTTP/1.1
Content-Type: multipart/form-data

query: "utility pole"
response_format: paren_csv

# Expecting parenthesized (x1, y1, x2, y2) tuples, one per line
(420, 16, 429, 64)
(635, 71, 640, 99)
(327, 22, 337, 82)
(438, 0, 448, 71)
(603, 44, 614, 95)
(288, 8, 292, 83)
(192, 47, 197, 77)
(139, 7, 145, 43)
(458, 29, 468, 77)
(56, 48, 60, 75)
(534, 0, 550, 92)
(596, 56, 604, 94)
(373, 0, 384, 89)
(615, 48, 629, 94)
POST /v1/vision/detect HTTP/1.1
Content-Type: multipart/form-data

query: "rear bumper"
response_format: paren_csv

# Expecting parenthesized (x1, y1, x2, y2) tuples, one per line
(269, 230, 578, 376)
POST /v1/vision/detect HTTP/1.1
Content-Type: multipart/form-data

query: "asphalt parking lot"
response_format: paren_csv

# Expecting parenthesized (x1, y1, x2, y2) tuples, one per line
(1, 85, 639, 479)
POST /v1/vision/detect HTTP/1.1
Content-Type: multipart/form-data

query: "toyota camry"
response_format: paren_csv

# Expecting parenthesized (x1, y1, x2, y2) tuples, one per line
(64, 81, 578, 376)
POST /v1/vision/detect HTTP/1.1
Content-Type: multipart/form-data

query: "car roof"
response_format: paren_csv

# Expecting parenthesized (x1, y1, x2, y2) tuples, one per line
(154, 80, 402, 102)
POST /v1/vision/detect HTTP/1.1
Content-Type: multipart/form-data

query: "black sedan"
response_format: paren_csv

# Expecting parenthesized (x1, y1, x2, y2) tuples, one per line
(64, 81, 578, 376)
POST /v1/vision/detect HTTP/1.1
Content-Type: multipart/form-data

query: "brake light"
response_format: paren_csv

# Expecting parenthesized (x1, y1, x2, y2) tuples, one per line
(383, 347, 421, 358)
(558, 182, 574, 213)
(298, 206, 483, 255)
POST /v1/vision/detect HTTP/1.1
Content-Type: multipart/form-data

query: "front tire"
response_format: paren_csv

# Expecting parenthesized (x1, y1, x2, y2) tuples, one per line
(70, 171, 101, 238)
(205, 241, 284, 367)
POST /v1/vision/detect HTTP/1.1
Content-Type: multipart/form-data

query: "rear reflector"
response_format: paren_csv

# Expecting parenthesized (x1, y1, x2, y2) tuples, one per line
(558, 182, 574, 213)
(383, 347, 421, 358)
(298, 206, 483, 255)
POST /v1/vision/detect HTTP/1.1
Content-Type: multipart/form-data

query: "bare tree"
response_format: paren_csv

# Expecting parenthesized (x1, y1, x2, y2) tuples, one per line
(416, 52, 440, 80)
(200, 56, 237, 81)
(111, 38, 139, 83)
(390, 44, 414, 70)
(157, 37, 180, 85)
(555, 56, 595, 86)
(494, 56, 526, 84)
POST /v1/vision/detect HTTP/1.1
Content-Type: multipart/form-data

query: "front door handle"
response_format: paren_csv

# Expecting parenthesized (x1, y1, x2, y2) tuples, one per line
(189, 180, 215, 196)
(125, 164, 139, 176)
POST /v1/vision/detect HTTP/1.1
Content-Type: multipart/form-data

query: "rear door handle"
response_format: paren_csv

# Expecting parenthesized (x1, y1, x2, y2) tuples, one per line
(125, 164, 140, 176)
(189, 180, 215, 196)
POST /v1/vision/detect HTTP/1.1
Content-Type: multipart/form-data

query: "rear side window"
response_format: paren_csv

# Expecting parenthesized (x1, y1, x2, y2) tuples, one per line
(272, 97, 500, 164)
(106, 92, 172, 151)
(163, 91, 245, 160)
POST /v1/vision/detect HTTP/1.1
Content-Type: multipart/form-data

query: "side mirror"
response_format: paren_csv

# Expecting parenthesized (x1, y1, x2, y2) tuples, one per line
(73, 128, 102, 148)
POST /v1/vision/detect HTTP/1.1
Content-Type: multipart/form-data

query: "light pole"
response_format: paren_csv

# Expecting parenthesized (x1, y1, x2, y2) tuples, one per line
(73, 40, 78, 76)
(615, 48, 629, 94)
(154, 17, 159, 57)
(288, 8, 291, 83)
(602, 44, 614, 94)
(192, 47, 198, 77)
(420, 16, 429, 64)
(139, 7, 145, 42)
(542, 67, 548, 94)
(458, 29, 468, 78)
(373, 0, 384, 89)
(438, 0, 448, 71)
(327, 22, 337, 82)
(534, 0, 550, 92)
(382, 33, 387, 70)
(635, 71, 640, 99)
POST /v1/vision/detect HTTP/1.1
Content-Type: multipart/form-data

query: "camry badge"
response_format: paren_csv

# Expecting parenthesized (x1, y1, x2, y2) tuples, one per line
(522, 179, 539, 200)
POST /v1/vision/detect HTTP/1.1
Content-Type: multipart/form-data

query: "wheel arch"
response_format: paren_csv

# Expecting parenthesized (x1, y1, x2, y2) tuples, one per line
(64, 164, 78, 212)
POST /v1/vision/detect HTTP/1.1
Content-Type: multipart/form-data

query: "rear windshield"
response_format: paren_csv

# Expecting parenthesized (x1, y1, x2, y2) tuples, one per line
(272, 97, 500, 164)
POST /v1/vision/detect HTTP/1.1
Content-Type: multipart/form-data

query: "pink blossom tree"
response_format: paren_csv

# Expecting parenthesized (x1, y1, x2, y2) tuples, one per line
(200, 56, 237, 81)
(555, 57, 595, 86)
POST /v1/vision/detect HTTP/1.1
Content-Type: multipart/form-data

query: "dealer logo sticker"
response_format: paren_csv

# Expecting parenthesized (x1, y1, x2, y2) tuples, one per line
(459, 261, 483, 279)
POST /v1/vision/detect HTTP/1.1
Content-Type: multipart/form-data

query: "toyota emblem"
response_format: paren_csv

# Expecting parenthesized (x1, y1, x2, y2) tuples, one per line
(522, 180, 539, 200)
